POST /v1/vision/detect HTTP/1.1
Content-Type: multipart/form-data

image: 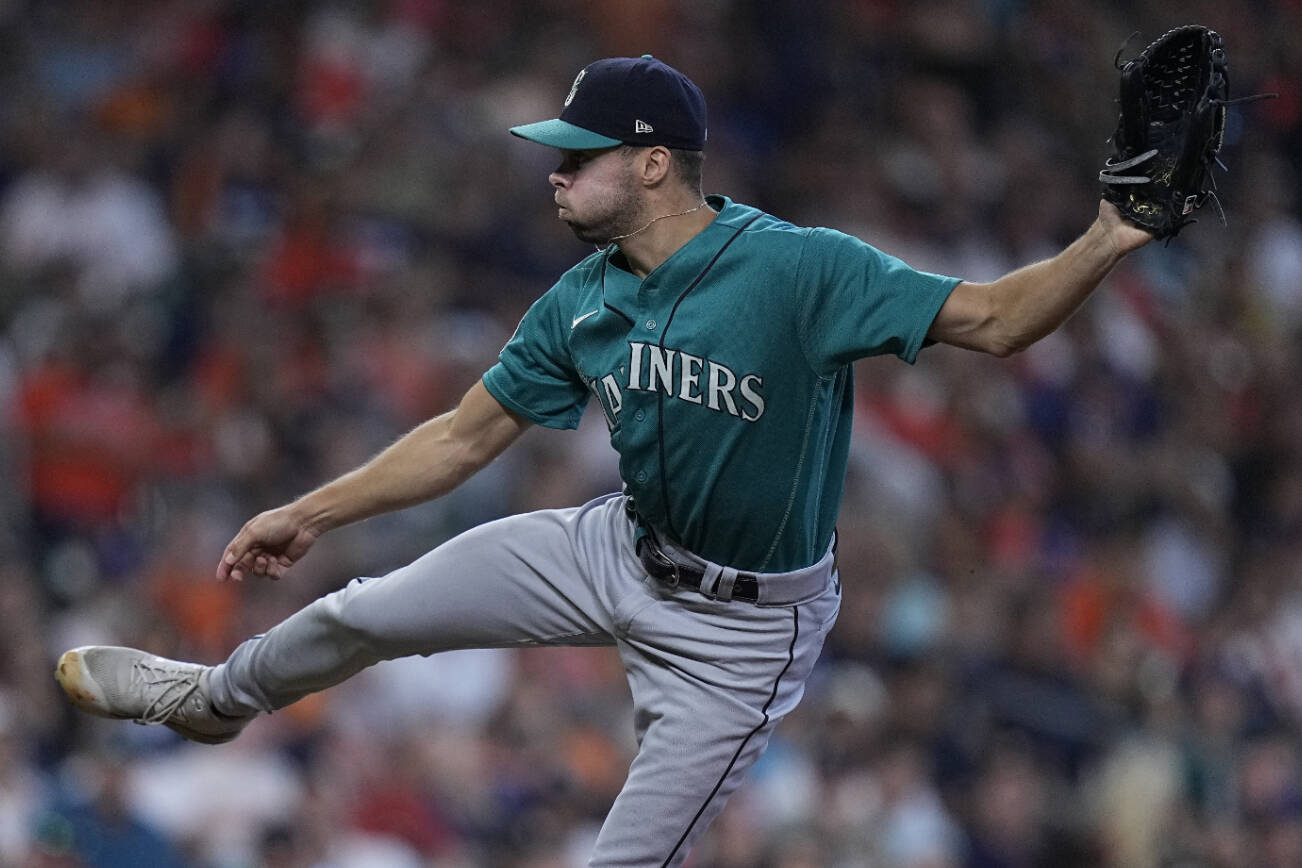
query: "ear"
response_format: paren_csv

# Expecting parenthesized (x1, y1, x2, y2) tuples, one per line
(638, 146, 673, 187)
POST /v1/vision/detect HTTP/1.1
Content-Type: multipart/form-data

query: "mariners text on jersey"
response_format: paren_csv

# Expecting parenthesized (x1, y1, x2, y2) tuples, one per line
(482, 195, 960, 573)
(589, 342, 766, 428)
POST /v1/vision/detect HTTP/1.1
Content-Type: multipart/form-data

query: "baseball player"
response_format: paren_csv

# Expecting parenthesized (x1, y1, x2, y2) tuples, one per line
(55, 55, 1152, 866)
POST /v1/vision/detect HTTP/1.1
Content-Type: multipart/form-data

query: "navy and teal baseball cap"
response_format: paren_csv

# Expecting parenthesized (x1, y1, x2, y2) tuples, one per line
(510, 55, 707, 151)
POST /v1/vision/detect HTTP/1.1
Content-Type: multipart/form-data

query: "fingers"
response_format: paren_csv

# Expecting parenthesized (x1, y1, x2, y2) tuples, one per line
(218, 547, 288, 582)
(216, 520, 283, 582)
(217, 526, 254, 581)
(217, 548, 241, 582)
(217, 549, 252, 582)
(215, 509, 307, 582)
(251, 553, 287, 580)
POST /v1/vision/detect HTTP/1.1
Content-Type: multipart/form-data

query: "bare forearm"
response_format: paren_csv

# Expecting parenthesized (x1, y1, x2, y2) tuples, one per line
(286, 381, 527, 535)
(217, 381, 527, 582)
(929, 202, 1152, 356)
(286, 413, 476, 533)
(986, 220, 1124, 352)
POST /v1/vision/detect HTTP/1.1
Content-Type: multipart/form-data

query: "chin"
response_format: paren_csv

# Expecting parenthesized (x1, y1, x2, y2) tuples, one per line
(565, 221, 607, 245)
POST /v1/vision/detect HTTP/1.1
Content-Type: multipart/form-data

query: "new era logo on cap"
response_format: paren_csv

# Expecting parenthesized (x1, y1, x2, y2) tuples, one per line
(509, 55, 707, 151)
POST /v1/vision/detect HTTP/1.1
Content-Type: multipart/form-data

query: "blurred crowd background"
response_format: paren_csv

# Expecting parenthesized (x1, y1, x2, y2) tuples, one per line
(0, 0, 1300, 866)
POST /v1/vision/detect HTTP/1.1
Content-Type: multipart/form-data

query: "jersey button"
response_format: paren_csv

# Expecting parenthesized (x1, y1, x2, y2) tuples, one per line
(635, 470, 648, 483)
(645, 320, 656, 330)
(634, 409, 646, 421)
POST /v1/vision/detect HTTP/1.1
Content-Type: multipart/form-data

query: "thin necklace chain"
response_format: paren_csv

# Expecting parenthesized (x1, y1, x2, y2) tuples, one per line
(597, 200, 709, 250)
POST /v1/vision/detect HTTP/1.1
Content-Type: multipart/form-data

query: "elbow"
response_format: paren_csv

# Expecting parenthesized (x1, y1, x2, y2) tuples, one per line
(983, 304, 1044, 357)
(986, 331, 1033, 358)
(970, 318, 1033, 358)
(446, 435, 495, 482)
(459, 440, 502, 475)
(446, 420, 520, 477)
(952, 284, 1033, 358)
(935, 282, 1042, 358)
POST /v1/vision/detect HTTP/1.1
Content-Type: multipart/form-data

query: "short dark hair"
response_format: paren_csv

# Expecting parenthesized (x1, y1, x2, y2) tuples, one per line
(669, 148, 704, 196)
(620, 145, 704, 196)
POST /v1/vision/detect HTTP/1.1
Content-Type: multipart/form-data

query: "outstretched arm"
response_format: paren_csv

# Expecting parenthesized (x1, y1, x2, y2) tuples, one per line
(217, 379, 531, 581)
(927, 201, 1153, 357)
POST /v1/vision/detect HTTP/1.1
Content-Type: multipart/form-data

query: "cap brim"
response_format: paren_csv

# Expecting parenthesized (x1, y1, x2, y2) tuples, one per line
(509, 119, 622, 149)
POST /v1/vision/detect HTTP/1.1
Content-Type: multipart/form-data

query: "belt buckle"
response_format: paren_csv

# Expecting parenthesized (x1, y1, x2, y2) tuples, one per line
(645, 543, 680, 588)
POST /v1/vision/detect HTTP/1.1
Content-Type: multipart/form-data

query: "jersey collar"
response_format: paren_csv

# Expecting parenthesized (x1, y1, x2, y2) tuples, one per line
(605, 195, 759, 280)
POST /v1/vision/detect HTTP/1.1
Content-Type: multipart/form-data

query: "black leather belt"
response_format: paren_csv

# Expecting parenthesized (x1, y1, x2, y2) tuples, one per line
(636, 536, 760, 603)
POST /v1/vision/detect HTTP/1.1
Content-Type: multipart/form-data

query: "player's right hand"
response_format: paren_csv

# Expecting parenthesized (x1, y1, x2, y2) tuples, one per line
(217, 506, 320, 582)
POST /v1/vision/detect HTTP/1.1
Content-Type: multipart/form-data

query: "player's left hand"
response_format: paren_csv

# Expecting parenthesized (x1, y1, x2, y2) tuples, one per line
(1097, 199, 1155, 257)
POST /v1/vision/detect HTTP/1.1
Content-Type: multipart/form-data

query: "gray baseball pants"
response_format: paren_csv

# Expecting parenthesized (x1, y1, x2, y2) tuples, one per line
(208, 493, 841, 867)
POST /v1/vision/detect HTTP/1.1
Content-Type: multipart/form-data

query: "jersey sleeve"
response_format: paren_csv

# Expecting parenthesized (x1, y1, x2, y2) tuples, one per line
(482, 286, 590, 430)
(795, 227, 960, 375)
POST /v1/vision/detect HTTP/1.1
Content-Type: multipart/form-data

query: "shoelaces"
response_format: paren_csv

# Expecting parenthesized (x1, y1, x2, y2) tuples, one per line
(131, 660, 202, 726)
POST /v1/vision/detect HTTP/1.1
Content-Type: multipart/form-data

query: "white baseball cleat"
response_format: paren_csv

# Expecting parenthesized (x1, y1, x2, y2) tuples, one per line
(55, 646, 254, 745)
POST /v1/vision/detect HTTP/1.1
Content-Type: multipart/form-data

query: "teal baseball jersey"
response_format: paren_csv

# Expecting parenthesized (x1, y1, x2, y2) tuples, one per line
(482, 195, 959, 572)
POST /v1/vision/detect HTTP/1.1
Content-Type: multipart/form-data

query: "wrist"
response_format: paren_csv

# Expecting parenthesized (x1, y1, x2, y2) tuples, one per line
(287, 493, 336, 536)
(1086, 216, 1123, 263)
(1094, 200, 1154, 259)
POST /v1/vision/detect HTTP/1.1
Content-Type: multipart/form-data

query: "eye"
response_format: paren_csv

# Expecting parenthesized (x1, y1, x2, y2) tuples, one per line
(557, 149, 607, 175)
(555, 152, 587, 175)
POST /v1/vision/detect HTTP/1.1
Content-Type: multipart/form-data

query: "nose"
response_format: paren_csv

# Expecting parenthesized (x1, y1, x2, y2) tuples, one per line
(550, 169, 569, 189)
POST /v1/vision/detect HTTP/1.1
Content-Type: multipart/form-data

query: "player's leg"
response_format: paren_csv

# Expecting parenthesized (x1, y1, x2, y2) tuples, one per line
(208, 494, 629, 715)
(589, 580, 840, 867)
(57, 494, 638, 738)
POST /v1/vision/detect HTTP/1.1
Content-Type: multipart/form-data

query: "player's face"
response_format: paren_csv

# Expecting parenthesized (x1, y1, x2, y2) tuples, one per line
(549, 147, 643, 244)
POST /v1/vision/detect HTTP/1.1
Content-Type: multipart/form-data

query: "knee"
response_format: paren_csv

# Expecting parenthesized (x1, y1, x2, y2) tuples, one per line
(314, 577, 385, 650)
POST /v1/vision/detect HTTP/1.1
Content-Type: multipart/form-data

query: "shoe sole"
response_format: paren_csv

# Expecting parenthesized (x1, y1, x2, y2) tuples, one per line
(55, 649, 124, 720)
(55, 649, 242, 746)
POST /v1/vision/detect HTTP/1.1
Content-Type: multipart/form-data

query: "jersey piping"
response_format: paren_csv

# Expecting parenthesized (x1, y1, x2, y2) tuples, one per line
(660, 605, 801, 866)
(655, 213, 762, 540)
(598, 250, 636, 325)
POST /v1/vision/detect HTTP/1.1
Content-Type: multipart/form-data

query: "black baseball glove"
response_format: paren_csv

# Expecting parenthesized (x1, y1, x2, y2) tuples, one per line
(1099, 25, 1238, 240)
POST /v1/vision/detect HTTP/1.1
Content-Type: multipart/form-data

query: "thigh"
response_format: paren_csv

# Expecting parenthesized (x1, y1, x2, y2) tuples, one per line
(331, 494, 635, 656)
(589, 581, 841, 867)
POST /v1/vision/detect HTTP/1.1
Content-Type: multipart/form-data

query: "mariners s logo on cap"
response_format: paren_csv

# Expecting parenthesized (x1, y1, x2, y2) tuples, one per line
(564, 69, 585, 107)
(510, 55, 707, 151)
